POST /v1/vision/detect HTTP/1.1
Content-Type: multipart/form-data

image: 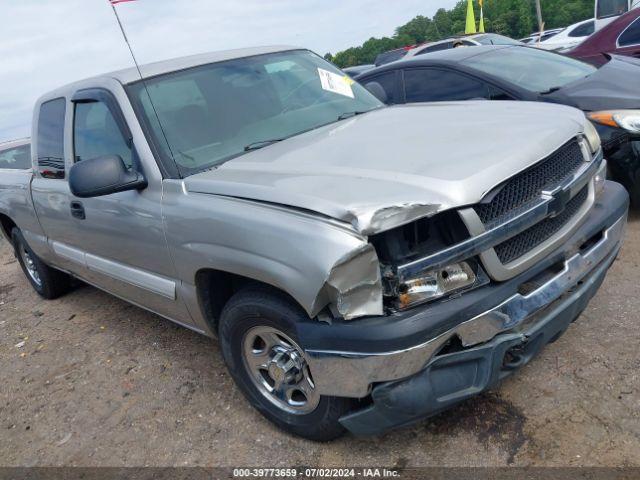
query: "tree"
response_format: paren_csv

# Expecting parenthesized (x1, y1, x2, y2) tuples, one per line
(328, 0, 593, 67)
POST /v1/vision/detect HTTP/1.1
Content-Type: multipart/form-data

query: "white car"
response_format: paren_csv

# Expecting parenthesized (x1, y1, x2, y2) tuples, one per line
(537, 19, 596, 51)
(519, 28, 564, 45)
(404, 33, 521, 58)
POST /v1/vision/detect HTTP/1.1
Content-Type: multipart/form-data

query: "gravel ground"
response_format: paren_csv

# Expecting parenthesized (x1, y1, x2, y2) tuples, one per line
(1, 213, 639, 468)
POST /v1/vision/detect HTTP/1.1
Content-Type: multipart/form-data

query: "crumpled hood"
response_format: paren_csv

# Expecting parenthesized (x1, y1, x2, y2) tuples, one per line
(184, 101, 587, 235)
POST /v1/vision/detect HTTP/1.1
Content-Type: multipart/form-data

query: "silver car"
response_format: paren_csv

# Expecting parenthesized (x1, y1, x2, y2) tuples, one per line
(0, 46, 628, 440)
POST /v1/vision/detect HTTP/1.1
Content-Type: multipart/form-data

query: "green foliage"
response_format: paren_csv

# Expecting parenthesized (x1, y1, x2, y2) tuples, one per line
(330, 0, 594, 68)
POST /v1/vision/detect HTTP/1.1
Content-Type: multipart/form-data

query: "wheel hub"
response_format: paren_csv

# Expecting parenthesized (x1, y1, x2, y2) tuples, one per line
(242, 326, 320, 415)
(266, 347, 303, 386)
(19, 246, 41, 287)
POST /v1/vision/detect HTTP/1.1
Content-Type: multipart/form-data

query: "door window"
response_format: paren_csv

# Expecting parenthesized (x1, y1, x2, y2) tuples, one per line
(619, 17, 640, 46)
(0, 144, 31, 169)
(487, 85, 515, 100)
(569, 21, 595, 37)
(416, 42, 453, 55)
(362, 71, 398, 104)
(403, 69, 488, 102)
(37, 98, 66, 179)
(74, 101, 133, 167)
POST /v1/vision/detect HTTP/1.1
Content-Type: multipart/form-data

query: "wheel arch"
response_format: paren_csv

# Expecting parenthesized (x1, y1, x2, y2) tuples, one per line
(0, 213, 17, 242)
(194, 268, 311, 334)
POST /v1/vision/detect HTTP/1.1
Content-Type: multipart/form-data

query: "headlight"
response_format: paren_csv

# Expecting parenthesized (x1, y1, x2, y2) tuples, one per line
(583, 119, 602, 153)
(588, 110, 640, 134)
(397, 262, 478, 309)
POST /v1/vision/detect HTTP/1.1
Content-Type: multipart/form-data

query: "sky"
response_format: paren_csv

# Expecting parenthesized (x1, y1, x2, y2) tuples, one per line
(0, 0, 458, 143)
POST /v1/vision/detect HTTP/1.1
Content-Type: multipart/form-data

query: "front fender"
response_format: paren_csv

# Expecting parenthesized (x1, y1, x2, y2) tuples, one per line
(162, 181, 384, 319)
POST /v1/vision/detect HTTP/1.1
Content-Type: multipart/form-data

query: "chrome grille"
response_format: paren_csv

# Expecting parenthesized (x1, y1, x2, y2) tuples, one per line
(494, 185, 589, 264)
(475, 139, 585, 227)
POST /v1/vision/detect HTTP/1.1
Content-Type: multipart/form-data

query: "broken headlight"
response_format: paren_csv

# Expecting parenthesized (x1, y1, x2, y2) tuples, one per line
(583, 120, 602, 154)
(396, 261, 485, 310)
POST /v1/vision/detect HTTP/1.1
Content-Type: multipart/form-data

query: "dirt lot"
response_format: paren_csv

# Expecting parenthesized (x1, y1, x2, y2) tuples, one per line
(1, 214, 639, 468)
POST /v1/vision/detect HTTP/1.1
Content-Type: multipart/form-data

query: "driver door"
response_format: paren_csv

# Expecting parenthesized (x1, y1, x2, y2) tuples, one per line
(64, 88, 189, 322)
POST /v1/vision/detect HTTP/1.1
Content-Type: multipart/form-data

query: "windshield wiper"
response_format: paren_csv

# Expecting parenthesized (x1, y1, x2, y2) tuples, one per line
(337, 110, 369, 120)
(244, 139, 285, 152)
(540, 86, 562, 95)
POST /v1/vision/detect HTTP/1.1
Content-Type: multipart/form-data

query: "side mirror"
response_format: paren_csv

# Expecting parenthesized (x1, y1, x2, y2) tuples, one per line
(69, 155, 147, 198)
(364, 82, 389, 104)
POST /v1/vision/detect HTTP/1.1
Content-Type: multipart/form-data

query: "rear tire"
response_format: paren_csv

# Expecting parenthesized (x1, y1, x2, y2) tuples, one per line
(12, 227, 71, 299)
(218, 286, 352, 441)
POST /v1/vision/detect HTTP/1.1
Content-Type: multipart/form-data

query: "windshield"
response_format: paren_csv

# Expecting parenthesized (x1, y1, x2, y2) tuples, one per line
(464, 47, 596, 93)
(596, 0, 628, 19)
(128, 50, 382, 176)
(474, 34, 522, 45)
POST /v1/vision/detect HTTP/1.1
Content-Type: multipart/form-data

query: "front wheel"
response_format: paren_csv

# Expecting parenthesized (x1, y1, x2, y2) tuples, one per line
(218, 286, 352, 441)
(12, 228, 71, 299)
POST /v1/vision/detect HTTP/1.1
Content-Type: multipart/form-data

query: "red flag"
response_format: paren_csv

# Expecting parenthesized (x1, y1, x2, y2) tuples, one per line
(110, 0, 136, 5)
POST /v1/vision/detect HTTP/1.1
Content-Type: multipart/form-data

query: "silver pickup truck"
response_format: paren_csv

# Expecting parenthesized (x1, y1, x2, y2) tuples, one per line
(0, 46, 629, 440)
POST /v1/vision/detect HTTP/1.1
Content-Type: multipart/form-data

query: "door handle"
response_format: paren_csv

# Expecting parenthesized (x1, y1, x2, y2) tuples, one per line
(70, 201, 86, 220)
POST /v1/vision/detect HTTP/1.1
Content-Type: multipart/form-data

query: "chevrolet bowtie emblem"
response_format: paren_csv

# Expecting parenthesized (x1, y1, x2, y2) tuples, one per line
(544, 188, 572, 218)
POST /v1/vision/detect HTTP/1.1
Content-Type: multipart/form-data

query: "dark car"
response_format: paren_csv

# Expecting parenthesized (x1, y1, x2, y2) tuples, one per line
(343, 64, 375, 78)
(567, 8, 640, 66)
(373, 45, 416, 66)
(356, 45, 640, 204)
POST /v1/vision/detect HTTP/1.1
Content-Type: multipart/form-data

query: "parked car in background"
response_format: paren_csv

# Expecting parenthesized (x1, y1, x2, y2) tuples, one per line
(595, 0, 639, 31)
(356, 45, 640, 205)
(536, 19, 596, 52)
(343, 64, 374, 78)
(0, 139, 31, 170)
(568, 8, 640, 66)
(0, 46, 627, 440)
(405, 33, 521, 58)
(373, 45, 415, 66)
(520, 28, 565, 45)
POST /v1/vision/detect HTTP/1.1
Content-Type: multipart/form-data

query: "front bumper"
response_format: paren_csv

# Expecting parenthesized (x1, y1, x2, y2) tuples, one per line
(301, 181, 628, 434)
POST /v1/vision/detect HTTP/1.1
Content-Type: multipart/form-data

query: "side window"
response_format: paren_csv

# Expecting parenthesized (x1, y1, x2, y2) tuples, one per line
(37, 98, 66, 179)
(619, 18, 640, 47)
(362, 71, 398, 104)
(403, 69, 488, 102)
(74, 101, 133, 168)
(417, 42, 453, 55)
(569, 22, 595, 37)
(487, 85, 515, 100)
(0, 144, 31, 170)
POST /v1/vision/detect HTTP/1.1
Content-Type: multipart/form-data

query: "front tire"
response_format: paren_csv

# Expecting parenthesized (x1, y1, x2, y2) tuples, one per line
(12, 227, 71, 299)
(218, 286, 352, 441)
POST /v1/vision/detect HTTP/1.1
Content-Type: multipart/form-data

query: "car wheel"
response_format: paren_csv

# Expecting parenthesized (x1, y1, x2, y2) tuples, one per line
(218, 286, 352, 441)
(11, 227, 71, 299)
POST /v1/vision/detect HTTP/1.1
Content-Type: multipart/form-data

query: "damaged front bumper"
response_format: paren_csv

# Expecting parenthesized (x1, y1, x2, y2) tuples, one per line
(299, 181, 628, 435)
